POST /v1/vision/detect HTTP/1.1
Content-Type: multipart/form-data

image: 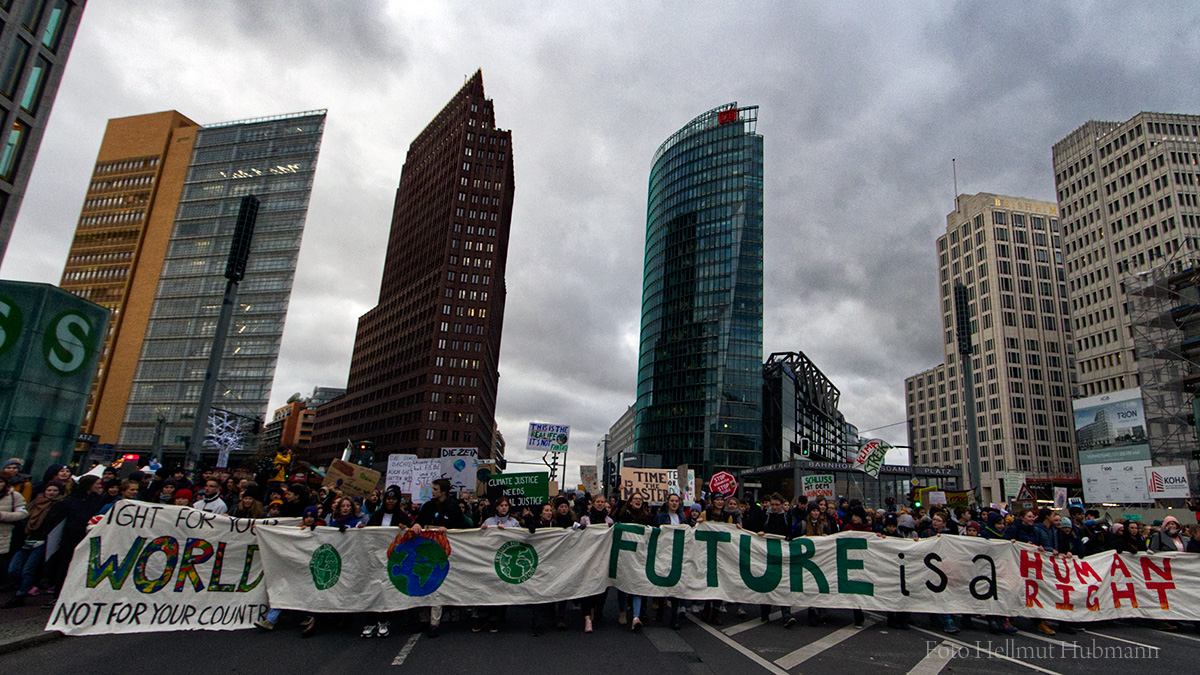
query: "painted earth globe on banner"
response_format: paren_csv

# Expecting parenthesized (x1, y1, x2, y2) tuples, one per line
(388, 533, 451, 596)
(453, 459, 466, 472)
(309, 543, 342, 590)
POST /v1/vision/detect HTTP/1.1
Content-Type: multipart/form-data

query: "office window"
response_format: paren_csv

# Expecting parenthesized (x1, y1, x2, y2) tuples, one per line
(21, 0, 46, 32)
(0, 38, 31, 98)
(0, 121, 28, 181)
(41, 0, 71, 51)
(18, 56, 50, 114)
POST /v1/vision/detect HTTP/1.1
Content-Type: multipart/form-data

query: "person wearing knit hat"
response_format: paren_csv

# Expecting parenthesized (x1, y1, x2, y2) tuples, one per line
(1, 459, 32, 505)
(173, 489, 193, 507)
(1149, 515, 1190, 552)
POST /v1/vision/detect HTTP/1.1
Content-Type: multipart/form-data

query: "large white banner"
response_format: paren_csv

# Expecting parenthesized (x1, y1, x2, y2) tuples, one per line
(260, 522, 1200, 622)
(53, 516, 1200, 634)
(258, 524, 611, 612)
(47, 501, 300, 635)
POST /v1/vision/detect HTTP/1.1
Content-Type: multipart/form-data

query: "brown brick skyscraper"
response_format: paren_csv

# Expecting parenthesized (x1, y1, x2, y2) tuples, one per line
(311, 70, 514, 465)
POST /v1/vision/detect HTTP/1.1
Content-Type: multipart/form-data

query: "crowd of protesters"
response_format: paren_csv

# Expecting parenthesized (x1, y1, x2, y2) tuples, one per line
(2, 455, 1198, 640)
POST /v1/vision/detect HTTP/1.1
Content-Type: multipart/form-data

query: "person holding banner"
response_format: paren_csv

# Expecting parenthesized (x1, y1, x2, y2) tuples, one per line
(754, 494, 796, 628)
(475, 496, 521, 633)
(697, 493, 742, 625)
(653, 493, 692, 630)
(1114, 520, 1148, 554)
(411, 478, 470, 638)
(578, 493, 613, 633)
(1149, 516, 1190, 552)
(368, 487, 412, 528)
(616, 494, 653, 631)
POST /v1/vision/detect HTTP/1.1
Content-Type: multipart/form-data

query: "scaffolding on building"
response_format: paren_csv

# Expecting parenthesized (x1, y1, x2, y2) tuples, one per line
(1125, 253, 1200, 489)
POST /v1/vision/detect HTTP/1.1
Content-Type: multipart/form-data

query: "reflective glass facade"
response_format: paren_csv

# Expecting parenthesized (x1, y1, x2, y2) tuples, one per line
(118, 111, 326, 460)
(635, 104, 763, 475)
(0, 0, 86, 262)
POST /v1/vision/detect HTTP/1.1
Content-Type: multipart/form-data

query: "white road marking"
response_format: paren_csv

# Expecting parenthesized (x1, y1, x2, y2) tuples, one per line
(391, 633, 421, 667)
(774, 619, 876, 670)
(685, 613, 791, 675)
(905, 624, 1062, 675)
(906, 639, 955, 675)
(1059, 628, 1159, 651)
(723, 610, 782, 636)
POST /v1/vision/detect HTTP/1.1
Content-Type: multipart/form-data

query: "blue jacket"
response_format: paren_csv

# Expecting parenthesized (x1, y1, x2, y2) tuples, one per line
(1032, 523, 1058, 553)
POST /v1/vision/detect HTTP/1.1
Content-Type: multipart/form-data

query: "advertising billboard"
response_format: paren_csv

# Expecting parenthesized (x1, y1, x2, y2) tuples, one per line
(1072, 388, 1146, 452)
(1079, 444, 1152, 503)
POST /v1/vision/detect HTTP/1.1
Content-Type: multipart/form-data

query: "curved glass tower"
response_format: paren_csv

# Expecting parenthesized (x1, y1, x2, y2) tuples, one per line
(635, 103, 763, 476)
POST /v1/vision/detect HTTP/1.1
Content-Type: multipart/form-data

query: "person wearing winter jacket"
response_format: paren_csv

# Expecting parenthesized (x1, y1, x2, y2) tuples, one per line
(45, 476, 105, 596)
(1, 459, 32, 505)
(0, 477, 28, 588)
(753, 493, 796, 628)
(1148, 516, 1191, 552)
(2, 480, 66, 607)
(578, 493, 612, 632)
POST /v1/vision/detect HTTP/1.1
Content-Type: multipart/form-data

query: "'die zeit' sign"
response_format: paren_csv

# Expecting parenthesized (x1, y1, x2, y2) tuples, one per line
(526, 423, 569, 452)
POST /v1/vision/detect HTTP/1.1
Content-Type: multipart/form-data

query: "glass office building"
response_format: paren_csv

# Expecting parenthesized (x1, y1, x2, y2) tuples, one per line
(635, 103, 764, 475)
(0, 0, 87, 262)
(118, 110, 326, 463)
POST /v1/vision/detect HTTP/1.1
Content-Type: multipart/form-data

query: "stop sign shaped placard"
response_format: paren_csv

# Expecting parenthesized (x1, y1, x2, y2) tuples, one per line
(709, 471, 738, 496)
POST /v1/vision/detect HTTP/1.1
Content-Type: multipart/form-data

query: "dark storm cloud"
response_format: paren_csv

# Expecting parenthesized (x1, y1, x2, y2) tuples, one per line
(3, 2, 1199, 480)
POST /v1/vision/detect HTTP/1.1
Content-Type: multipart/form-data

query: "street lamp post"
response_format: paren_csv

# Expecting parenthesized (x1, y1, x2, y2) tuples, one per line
(184, 195, 260, 474)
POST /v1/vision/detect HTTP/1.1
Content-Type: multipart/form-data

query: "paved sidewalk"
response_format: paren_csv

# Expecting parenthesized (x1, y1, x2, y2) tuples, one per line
(0, 595, 62, 654)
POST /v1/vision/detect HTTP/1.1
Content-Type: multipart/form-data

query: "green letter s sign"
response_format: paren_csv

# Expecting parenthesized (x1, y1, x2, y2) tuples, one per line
(42, 310, 94, 375)
(0, 294, 21, 356)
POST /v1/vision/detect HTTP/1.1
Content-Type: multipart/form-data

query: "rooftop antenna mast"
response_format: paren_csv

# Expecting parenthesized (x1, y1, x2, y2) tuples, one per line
(953, 158, 959, 213)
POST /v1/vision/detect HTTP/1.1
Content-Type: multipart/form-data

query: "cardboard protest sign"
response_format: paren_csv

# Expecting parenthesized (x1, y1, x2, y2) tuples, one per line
(323, 459, 381, 499)
(802, 474, 835, 499)
(620, 467, 698, 504)
(385, 454, 416, 493)
(580, 465, 599, 494)
(526, 423, 569, 451)
(412, 458, 441, 503)
(486, 472, 549, 507)
(440, 448, 477, 490)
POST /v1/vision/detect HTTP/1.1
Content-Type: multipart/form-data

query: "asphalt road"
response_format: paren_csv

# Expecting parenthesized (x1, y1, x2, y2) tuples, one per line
(4, 598, 1195, 674)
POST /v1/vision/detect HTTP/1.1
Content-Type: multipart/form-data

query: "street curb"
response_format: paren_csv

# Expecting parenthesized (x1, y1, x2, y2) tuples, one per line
(0, 629, 63, 655)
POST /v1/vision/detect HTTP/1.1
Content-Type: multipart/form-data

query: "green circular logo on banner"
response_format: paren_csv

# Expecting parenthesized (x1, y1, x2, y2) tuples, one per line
(494, 540, 538, 585)
(0, 294, 22, 357)
(309, 543, 342, 590)
(41, 310, 94, 375)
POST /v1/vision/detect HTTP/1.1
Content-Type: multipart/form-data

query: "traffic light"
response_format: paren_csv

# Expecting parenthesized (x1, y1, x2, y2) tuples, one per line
(800, 437, 811, 457)
(354, 440, 375, 466)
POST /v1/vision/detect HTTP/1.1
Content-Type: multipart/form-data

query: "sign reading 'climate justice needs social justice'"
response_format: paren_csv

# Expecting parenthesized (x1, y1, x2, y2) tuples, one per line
(50, 501, 1200, 635)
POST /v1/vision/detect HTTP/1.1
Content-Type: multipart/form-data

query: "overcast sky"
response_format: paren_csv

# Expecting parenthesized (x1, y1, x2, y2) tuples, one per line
(3, 2, 1199, 484)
